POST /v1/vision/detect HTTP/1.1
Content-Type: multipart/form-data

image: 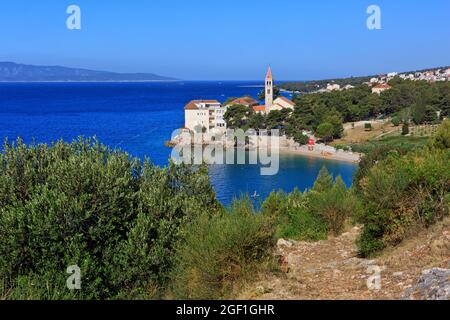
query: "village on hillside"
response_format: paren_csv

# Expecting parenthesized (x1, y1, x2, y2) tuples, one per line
(314, 67, 450, 94)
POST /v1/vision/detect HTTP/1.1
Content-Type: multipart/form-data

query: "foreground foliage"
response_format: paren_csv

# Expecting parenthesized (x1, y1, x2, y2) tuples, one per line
(170, 198, 275, 300)
(1, 120, 449, 299)
(0, 138, 220, 299)
(355, 121, 450, 257)
(262, 167, 361, 241)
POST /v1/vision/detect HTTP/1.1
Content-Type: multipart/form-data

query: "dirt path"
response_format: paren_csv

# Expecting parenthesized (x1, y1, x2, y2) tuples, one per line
(240, 220, 450, 300)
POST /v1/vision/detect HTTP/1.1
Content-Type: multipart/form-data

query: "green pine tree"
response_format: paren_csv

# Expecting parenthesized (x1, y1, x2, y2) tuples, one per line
(312, 166, 333, 193)
(332, 176, 347, 196)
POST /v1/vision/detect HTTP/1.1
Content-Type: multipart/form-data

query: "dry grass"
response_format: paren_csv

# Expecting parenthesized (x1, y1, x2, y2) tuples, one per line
(333, 121, 400, 146)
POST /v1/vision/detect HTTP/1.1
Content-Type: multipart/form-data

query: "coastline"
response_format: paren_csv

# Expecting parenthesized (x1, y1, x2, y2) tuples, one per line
(168, 139, 361, 165)
(279, 146, 361, 164)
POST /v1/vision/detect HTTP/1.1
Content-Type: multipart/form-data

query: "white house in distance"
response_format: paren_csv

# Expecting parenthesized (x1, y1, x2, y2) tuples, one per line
(372, 83, 392, 95)
(184, 100, 227, 133)
(326, 83, 341, 91)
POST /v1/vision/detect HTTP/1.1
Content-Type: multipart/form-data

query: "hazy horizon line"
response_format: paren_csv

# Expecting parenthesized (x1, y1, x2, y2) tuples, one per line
(1, 60, 449, 84)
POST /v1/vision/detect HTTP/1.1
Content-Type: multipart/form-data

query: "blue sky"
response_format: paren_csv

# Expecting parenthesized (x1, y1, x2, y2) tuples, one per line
(0, 0, 449, 80)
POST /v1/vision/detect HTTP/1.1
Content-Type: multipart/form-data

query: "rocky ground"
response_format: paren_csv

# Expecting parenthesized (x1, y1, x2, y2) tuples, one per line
(240, 218, 450, 300)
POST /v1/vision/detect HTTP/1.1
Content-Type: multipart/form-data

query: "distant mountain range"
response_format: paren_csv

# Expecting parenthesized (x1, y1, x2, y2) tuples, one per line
(0, 62, 177, 82)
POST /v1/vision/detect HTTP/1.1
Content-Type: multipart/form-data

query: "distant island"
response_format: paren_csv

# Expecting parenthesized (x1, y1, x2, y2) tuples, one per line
(0, 62, 177, 82)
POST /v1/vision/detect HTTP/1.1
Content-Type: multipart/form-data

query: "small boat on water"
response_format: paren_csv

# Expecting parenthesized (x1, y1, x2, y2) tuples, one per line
(251, 191, 260, 198)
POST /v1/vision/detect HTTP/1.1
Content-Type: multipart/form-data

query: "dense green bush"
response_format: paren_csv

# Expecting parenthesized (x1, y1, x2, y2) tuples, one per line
(429, 119, 450, 149)
(262, 190, 327, 242)
(353, 146, 395, 194)
(352, 142, 425, 194)
(348, 122, 449, 257)
(0, 138, 221, 299)
(309, 176, 361, 236)
(309, 168, 362, 236)
(262, 167, 360, 241)
(356, 146, 450, 257)
(392, 117, 401, 127)
(275, 206, 328, 242)
(170, 197, 275, 300)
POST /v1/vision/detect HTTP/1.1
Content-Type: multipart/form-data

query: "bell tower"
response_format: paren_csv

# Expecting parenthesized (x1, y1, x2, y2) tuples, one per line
(265, 67, 273, 113)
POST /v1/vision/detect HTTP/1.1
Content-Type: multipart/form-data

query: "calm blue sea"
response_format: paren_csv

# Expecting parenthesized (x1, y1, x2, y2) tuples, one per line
(0, 82, 357, 206)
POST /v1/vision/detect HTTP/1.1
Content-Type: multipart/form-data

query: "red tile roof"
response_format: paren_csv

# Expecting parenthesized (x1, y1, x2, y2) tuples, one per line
(185, 101, 199, 110)
(227, 97, 259, 106)
(253, 105, 266, 112)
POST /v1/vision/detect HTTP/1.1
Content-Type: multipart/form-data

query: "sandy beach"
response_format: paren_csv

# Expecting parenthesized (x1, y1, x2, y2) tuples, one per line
(169, 136, 362, 164)
(279, 146, 362, 164)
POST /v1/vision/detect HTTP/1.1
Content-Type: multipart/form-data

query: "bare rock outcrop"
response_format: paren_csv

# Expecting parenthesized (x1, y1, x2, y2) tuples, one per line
(402, 268, 450, 300)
